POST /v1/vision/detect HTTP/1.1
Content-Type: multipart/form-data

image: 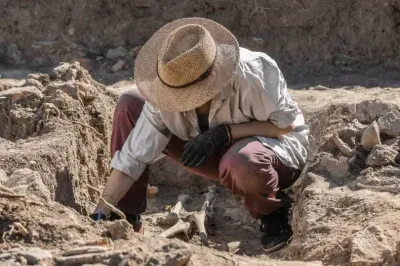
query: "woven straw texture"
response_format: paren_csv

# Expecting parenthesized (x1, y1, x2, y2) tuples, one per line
(134, 17, 239, 112)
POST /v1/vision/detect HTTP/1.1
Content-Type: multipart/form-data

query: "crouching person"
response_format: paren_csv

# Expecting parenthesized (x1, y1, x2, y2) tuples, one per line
(91, 18, 309, 252)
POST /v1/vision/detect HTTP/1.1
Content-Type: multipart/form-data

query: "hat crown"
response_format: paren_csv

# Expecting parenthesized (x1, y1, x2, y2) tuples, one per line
(158, 24, 217, 88)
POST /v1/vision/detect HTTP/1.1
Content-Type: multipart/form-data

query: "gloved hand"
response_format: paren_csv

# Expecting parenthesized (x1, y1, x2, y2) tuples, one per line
(180, 124, 231, 167)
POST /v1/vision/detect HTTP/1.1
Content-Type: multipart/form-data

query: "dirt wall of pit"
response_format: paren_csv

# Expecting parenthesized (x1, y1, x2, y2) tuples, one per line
(1, 0, 400, 78)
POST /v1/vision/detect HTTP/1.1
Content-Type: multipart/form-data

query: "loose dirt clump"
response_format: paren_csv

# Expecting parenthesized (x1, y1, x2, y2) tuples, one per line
(0, 62, 115, 213)
(280, 101, 400, 265)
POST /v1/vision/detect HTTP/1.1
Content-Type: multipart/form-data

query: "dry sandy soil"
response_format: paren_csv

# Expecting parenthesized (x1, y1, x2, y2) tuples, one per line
(0, 63, 400, 266)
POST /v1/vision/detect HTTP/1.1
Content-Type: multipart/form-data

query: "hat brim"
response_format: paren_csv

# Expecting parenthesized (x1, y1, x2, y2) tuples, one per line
(134, 17, 240, 113)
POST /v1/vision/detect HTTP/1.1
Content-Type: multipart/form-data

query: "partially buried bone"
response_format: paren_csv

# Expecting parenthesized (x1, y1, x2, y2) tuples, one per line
(356, 183, 400, 193)
(159, 194, 191, 225)
(160, 219, 191, 238)
(190, 210, 208, 246)
(201, 185, 218, 236)
(332, 133, 353, 156)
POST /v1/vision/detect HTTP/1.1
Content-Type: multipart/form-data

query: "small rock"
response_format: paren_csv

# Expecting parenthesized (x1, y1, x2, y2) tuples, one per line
(383, 137, 400, 151)
(106, 220, 132, 240)
(17, 255, 27, 264)
(18, 247, 52, 264)
(0, 169, 7, 184)
(27, 73, 50, 86)
(52, 62, 71, 79)
(129, 46, 142, 58)
(111, 60, 127, 72)
(309, 85, 330, 91)
(65, 68, 78, 81)
(147, 185, 159, 196)
(7, 44, 24, 65)
(100, 62, 108, 70)
(96, 56, 104, 61)
(5, 168, 51, 200)
(76, 82, 99, 100)
(0, 86, 44, 109)
(68, 27, 75, 36)
(365, 145, 399, 167)
(23, 79, 43, 89)
(106, 46, 128, 60)
(378, 112, 400, 137)
(361, 121, 381, 152)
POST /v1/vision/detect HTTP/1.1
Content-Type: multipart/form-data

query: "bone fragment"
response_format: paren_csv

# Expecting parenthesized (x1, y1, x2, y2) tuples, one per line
(147, 185, 159, 196)
(62, 246, 110, 256)
(361, 121, 381, 151)
(160, 219, 191, 238)
(201, 185, 218, 213)
(189, 210, 208, 246)
(201, 185, 218, 236)
(56, 249, 130, 266)
(356, 183, 400, 193)
(70, 237, 113, 247)
(12, 222, 28, 237)
(332, 133, 353, 156)
(162, 194, 191, 225)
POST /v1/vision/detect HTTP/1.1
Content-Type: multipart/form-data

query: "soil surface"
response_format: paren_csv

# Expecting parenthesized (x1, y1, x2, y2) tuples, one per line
(0, 63, 399, 266)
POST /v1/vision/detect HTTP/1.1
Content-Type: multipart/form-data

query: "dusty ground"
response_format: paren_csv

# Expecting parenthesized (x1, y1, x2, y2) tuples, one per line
(2, 0, 400, 84)
(0, 63, 400, 266)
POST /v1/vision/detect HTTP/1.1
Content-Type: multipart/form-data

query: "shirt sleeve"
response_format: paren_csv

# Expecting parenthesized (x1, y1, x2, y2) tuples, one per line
(235, 51, 299, 129)
(111, 102, 171, 181)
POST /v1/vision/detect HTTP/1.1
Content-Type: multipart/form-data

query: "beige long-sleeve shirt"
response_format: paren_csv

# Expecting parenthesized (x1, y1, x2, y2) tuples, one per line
(111, 48, 309, 181)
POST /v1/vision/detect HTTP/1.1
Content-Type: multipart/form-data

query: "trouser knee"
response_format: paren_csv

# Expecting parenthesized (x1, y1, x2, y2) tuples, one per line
(114, 89, 145, 123)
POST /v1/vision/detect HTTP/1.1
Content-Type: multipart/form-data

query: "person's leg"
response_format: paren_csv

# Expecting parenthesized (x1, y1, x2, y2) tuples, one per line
(218, 137, 300, 217)
(217, 137, 301, 251)
(109, 89, 148, 232)
(110, 88, 221, 219)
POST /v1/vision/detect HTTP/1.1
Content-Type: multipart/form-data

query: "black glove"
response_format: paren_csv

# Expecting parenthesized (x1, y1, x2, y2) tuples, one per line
(180, 124, 231, 167)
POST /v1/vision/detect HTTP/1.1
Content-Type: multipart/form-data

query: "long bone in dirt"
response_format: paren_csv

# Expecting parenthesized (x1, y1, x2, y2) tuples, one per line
(162, 194, 191, 225)
(189, 210, 208, 246)
(189, 185, 218, 246)
(160, 219, 191, 238)
(201, 185, 218, 235)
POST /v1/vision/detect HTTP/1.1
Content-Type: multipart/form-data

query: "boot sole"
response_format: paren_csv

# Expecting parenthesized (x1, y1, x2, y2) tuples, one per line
(262, 242, 287, 253)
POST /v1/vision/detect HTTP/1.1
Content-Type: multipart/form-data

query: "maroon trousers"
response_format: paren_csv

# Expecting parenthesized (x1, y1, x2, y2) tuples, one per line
(111, 89, 301, 219)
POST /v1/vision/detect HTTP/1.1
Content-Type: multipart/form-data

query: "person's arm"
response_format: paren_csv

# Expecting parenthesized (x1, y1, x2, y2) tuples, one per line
(92, 103, 170, 216)
(93, 169, 133, 215)
(230, 120, 293, 140)
(237, 54, 299, 138)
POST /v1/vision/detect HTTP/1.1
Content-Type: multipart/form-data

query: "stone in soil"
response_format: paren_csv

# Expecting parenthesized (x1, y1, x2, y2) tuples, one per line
(378, 112, 400, 137)
(110, 60, 127, 72)
(4, 168, 51, 200)
(105, 47, 128, 60)
(365, 145, 399, 167)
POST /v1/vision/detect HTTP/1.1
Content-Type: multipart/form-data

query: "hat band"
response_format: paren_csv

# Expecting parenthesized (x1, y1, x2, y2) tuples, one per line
(157, 54, 216, 89)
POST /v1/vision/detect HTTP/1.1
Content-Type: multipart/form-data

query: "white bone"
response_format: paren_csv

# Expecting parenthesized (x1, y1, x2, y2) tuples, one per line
(160, 219, 191, 238)
(162, 194, 191, 225)
(189, 210, 208, 246)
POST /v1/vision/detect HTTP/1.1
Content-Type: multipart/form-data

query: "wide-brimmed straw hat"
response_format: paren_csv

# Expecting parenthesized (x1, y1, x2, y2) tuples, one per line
(134, 17, 240, 112)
